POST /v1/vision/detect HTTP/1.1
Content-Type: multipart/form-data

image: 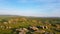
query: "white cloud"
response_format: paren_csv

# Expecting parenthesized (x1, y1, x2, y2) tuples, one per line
(0, 8, 60, 17)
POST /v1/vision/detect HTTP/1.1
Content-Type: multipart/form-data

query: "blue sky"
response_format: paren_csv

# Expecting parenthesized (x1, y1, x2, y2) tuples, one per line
(0, 0, 60, 17)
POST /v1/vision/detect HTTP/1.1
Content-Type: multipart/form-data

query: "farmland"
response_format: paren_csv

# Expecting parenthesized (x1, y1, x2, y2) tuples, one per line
(0, 15, 60, 34)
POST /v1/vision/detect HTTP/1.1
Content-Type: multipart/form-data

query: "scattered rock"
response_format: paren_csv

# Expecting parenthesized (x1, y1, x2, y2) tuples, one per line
(28, 26, 39, 31)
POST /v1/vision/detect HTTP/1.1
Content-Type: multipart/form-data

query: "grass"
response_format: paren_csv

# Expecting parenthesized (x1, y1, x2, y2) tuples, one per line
(0, 16, 60, 34)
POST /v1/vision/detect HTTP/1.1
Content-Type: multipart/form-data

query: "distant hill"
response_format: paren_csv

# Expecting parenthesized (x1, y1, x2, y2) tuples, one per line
(0, 15, 18, 16)
(0, 15, 60, 18)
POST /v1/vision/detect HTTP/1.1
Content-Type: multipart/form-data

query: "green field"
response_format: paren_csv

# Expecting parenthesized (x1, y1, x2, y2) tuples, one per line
(0, 15, 60, 34)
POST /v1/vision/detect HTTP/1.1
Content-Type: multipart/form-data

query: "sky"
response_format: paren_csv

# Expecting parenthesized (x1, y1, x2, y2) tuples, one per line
(0, 0, 60, 17)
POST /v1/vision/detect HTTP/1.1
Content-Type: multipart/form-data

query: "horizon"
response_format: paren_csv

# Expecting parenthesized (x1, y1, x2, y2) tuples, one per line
(0, 14, 60, 17)
(0, 0, 60, 17)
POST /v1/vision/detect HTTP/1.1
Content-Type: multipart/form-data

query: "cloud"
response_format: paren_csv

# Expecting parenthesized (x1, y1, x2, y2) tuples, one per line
(0, 7, 60, 17)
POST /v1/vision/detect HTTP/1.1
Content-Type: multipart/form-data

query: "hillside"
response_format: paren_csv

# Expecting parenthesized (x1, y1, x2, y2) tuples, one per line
(0, 15, 60, 34)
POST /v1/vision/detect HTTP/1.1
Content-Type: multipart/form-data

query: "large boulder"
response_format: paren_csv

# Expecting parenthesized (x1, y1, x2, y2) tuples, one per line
(36, 26, 48, 29)
(16, 28, 28, 34)
(28, 26, 39, 31)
